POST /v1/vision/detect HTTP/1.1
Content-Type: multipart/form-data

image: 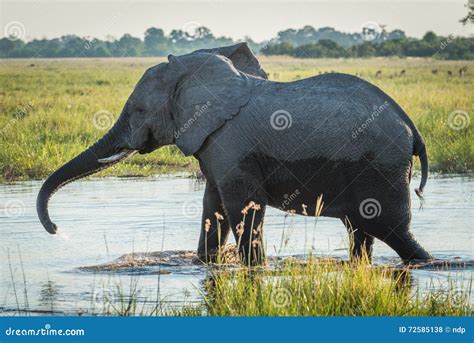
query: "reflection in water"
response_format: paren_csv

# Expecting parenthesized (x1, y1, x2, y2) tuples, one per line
(39, 281, 60, 314)
(0, 176, 472, 314)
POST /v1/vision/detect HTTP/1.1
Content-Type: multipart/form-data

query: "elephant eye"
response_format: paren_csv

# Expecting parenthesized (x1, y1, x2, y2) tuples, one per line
(134, 107, 146, 115)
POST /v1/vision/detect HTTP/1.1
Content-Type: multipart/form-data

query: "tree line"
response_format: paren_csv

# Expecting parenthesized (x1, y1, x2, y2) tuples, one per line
(262, 30, 473, 60)
(0, 25, 472, 60)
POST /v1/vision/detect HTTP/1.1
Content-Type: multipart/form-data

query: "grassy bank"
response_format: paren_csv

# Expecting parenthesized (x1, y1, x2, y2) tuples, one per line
(194, 259, 472, 316)
(1, 57, 472, 181)
(93, 257, 472, 316)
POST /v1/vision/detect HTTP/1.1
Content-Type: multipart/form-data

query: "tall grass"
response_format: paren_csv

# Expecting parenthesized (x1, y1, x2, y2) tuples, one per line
(0, 57, 472, 181)
(80, 256, 472, 316)
(198, 258, 472, 316)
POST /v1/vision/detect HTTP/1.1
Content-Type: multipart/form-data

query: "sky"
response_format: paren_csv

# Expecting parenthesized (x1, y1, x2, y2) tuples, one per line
(1, 0, 472, 42)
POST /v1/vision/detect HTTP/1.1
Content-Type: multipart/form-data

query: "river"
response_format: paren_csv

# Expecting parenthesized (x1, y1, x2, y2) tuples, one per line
(0, 175, 472, 315)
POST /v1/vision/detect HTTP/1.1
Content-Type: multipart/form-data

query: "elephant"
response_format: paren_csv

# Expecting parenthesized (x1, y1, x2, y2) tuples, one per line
(37, 42, 432, 265)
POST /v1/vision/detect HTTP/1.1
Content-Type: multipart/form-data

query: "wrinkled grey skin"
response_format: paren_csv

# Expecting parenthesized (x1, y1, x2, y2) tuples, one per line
(37, 42, 432, 265)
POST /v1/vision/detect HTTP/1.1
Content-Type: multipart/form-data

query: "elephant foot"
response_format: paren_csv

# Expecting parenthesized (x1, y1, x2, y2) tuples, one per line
(237, 244, 266, 267)
(401, 252, 434, 266)
(197, 245, 242, 265)
(196, 250, 220, 264)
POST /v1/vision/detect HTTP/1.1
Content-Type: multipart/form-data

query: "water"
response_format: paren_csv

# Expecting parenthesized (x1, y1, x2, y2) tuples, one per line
(1, 175, 472, 315)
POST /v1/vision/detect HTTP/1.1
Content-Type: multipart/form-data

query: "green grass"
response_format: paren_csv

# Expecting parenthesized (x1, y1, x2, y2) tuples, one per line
(90, 257, 472, 316)
(0, 57, 473, 181)
(195, 258, 472, 316)
(0, 58, 195, 181)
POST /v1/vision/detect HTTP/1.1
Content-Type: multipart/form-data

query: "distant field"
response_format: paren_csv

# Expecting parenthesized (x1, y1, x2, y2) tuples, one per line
(0, 56, 472, 181)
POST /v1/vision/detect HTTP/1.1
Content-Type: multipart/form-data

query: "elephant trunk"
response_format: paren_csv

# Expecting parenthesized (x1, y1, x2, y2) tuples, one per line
(36, 116, 135, 234)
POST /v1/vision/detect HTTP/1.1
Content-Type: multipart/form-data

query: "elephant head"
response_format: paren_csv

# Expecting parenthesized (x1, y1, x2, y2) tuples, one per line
(37, 43, 266, 234)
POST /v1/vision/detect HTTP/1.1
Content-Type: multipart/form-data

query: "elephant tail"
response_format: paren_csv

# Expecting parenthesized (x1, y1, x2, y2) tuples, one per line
(413, 135, 428, 199)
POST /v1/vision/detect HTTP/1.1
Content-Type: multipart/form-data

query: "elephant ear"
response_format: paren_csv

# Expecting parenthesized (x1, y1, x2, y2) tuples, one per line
(197, 42, 267, 79)
(169, 53, 253, 156)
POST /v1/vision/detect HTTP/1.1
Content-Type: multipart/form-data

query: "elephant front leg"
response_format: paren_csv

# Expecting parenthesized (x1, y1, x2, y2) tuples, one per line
(235, 202, 267, 266)
(219, 181, 268, 266)
(197, 182, 230, 263)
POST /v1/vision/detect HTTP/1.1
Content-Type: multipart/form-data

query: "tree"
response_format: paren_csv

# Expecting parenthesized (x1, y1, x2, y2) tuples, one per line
(0, 38, 24, 57)
(169, 29, 187, 50)
(193, 26, 214, 40)
(460, 0, 474, 25)
(144, 27, 167, 56)
(58, 35, 87, 57)
(375, 39, 404, 56)
(404, 40, 435, 57)
(350, 42, 376, 57)
(260, 42, 294, 56)
(422, 31, 438, 44)
(117, 34, 142, 56)
(0, 25, 472, 60)
(277, 29, 297, 44)
(388, 29, 406, 40)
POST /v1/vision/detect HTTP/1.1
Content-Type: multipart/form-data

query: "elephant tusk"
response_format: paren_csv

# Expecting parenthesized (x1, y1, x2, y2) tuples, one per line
(98, 149, 137, 163)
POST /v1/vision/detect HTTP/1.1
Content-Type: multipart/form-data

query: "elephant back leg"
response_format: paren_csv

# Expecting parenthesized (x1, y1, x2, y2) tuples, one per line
(351, 182, 432, 263)
(370, 214, 432, 263)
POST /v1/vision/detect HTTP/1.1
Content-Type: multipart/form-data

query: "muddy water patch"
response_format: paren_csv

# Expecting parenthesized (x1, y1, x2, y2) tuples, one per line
(77, 250, 200, 275)
(77, 248, 474, 275)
